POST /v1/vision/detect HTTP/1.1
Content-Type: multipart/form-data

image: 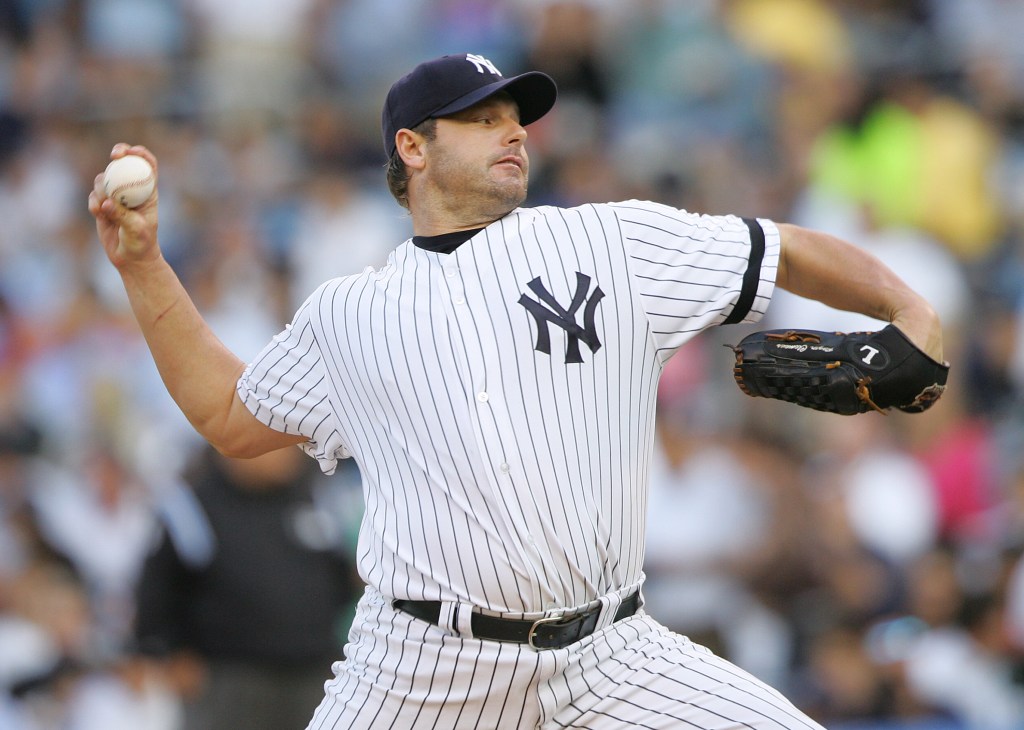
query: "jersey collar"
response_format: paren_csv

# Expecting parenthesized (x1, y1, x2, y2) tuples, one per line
(412, 227, 485, 254)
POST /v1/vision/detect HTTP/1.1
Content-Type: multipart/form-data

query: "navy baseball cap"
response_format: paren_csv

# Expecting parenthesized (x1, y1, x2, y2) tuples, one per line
(382, 53, 557, 158)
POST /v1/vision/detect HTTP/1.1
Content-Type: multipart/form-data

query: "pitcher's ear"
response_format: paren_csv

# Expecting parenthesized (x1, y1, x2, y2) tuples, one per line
(396, 129, 427, 170)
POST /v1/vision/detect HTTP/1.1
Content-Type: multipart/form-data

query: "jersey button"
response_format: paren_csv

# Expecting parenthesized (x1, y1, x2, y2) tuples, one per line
(476, 392, 489, 403)
(453, 296, 465, 305)
(499, 463, 510, 473)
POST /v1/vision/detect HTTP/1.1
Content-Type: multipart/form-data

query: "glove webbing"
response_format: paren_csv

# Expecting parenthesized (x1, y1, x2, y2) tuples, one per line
(733, 331, 886, 414)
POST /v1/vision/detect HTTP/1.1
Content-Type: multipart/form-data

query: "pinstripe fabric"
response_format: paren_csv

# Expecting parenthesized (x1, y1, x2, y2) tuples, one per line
(235, 200, 816, 729)
(306, 587, 824, 729)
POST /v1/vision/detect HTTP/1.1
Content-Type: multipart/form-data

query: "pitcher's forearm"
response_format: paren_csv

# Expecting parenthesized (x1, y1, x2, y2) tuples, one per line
(118, 255, 248, 447)
(776, 223, 944, 363)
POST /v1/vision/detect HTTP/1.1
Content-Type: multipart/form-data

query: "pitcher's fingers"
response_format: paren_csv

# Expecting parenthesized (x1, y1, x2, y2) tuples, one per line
(89, 191, 119, 221)
(92, 171, 120, 218)
(87, 189, 101, 216)
(93, 172, 108, 199)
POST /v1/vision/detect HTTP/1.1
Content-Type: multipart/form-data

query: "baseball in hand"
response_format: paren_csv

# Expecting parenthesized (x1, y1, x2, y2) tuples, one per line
(103, 154, 156, 208)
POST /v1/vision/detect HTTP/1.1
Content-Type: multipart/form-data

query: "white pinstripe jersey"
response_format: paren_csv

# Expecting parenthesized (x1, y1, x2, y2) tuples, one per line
(237, 200, 780, 615)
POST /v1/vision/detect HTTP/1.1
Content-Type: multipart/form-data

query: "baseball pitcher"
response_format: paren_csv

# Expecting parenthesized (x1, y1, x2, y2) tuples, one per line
(89, 53, 947, 729)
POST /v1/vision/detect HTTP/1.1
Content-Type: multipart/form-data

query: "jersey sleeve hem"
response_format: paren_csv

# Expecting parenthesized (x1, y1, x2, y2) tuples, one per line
(725, 217, 779, 326)
(235, 367, 348, 476)
(723, 218, 767, 324)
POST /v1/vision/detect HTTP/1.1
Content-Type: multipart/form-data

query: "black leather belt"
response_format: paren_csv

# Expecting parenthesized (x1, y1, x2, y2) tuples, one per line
(393, 591, 641, 650)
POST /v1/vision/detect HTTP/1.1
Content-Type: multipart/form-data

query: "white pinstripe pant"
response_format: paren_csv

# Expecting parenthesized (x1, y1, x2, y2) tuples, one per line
(306, 587, 826, 729)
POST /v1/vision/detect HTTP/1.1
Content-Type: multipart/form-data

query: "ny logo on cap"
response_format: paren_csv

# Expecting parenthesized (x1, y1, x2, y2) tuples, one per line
(466, 53, 502, 76)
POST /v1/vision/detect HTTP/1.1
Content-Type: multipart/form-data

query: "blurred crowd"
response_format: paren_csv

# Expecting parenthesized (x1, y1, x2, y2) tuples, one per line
(1, 0, 1024, 728)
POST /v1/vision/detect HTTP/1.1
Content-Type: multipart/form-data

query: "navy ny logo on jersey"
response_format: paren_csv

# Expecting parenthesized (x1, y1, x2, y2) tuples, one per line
(519, 272, 604, 364)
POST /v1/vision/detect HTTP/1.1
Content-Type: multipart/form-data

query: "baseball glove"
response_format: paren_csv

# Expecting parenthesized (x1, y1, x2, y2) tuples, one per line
(729, 325, 949, 415)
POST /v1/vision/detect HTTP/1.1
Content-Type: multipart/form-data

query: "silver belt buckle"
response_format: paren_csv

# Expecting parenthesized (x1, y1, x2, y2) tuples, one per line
(527, 615, 566, 650)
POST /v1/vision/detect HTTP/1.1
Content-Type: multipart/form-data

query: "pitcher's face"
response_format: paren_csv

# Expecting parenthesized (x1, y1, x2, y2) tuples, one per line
(425, 94, 531, 218)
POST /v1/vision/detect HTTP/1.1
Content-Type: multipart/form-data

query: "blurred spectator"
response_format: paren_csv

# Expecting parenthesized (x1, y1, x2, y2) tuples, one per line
(27, 445, 156, 655)
(185, 0, 319, 123)
(311, 0, 432, 109)
(603, 0, 776, 210)
(725, 0, 859, 210)
(803, 70, 1004, 261)
(0, 136, 82, 329)
(815, 414, 940, 568)
(930, 0, 1024, 123)
(726, 0, 853, 76)
(79, 0, 188, 120)
(802, 623, 900, 724)
(131, 445, 360, 730)
(903, 590, 1024, 730)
